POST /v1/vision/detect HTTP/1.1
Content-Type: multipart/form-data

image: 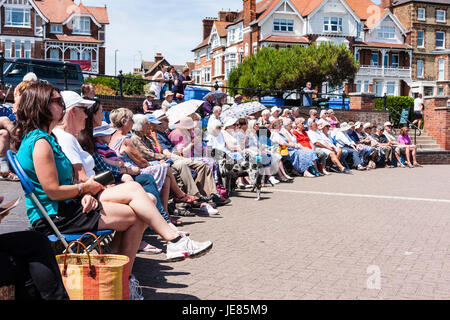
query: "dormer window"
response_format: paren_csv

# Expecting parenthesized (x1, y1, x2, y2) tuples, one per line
(323, 17, 342, 33)
(5, 7, 30, 27)
(50, 24, 63, 34)
(72, 16, 91, 34)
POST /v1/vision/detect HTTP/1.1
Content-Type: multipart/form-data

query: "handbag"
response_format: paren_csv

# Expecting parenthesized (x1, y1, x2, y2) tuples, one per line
(55, 232, 130, 300)
(277, 145, 289, 156)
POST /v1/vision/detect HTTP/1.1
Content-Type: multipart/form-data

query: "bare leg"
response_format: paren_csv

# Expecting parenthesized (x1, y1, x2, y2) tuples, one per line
(411, 145, 418, 163)
(404, 146, 411, 163)
(330, 153, 344, 171)
(159, 176, 171, 213)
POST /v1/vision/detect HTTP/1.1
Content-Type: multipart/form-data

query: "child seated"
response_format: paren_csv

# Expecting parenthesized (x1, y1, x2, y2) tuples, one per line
(93, 122, 134, 183)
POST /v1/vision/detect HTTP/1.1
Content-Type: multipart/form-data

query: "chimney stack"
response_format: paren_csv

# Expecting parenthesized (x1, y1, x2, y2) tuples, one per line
(243, 0, 256, 27)
(202, 18, 216, 40)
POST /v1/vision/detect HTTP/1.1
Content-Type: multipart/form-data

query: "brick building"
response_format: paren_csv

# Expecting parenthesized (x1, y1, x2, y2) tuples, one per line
(0, 0, 108, 74)
(191, 0, 417, 97)
(388, 0, 449, 97)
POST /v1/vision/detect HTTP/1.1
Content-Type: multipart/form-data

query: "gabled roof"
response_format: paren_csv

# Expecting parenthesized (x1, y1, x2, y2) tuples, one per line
(214, 21, 233, 38)
(34, 0, 109, 25)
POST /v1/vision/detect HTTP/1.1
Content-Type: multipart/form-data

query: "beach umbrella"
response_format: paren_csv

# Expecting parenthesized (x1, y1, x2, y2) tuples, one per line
(203, 91, 228, 103)
(219, 101, 266, 121)
(166, 99, 204, 124)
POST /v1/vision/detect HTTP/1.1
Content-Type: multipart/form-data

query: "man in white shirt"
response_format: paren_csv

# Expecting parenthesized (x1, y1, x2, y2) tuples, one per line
(413, 93, 424, 129)
(332, 122, 365, 170)
(308, 120, 350, 174)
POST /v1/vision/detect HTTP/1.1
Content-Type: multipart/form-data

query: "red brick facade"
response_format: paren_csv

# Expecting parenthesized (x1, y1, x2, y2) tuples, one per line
(424, 97, 450, 150)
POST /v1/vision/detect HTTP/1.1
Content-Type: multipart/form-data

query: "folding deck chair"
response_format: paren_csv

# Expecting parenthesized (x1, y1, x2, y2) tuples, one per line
(7, 150, 113, 253)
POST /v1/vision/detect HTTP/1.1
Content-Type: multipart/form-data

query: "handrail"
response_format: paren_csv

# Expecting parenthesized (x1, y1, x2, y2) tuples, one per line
(382, 103, 422, 145)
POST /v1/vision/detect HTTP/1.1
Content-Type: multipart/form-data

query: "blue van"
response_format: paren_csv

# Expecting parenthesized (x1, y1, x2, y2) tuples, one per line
(3, 58, 84, 93)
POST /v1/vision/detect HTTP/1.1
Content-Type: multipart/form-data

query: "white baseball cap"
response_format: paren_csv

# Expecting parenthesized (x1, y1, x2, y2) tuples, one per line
(384, 121, 393, 127)
(363, 122, 372, 129)
(61, 90, 96, 110)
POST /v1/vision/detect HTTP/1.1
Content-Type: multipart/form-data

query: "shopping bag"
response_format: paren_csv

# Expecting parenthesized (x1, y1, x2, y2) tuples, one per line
(55, 233, 130, 300)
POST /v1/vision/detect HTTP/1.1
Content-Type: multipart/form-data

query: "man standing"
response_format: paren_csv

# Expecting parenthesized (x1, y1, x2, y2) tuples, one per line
(413, 93, 424, 129)
(302, 82, 317, 107)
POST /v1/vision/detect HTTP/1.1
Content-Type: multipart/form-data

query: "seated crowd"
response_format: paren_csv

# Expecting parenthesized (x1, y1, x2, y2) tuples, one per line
(0, 74, 422, 300)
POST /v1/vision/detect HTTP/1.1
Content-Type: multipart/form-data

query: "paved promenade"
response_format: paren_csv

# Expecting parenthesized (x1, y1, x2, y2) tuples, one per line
(1, 165, 450, 300)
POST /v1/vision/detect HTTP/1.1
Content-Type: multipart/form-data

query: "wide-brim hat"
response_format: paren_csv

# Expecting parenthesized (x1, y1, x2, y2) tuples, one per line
(145, 89, 157, 98)
(339, 122, 351, 131)
(363, 122, 372, 130)
(223, 117, 238, 128)
(165, 90, 174, 98)
(317, 119, 331, 130)
(177, 117, 195, 130)
(384, 121, 393, 127)
(271, 106, 281, 114)
(93, 121, 117, 137)
(354, 121, 362, 129)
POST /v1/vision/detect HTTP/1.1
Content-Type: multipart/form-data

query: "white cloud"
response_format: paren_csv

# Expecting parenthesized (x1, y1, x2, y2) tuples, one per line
(81, 0, 243, 75)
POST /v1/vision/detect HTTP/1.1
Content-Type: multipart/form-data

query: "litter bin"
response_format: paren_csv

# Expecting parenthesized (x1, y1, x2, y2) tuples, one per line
(260, 96, 285, 107)
(184, 86, 210, 101)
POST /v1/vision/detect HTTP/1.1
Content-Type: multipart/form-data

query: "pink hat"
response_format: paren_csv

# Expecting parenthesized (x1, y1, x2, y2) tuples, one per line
(177, 117, 195, 130)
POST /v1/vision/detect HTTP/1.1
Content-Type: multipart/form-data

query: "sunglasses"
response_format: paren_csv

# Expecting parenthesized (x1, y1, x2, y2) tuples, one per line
(51, 97, 65, 108)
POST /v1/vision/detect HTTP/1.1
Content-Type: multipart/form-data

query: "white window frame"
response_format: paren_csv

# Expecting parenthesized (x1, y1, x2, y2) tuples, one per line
(417, 30, 424, 48)
(437, 87, 444, 96)
(4, 40, 12, 58)
(14, 40, 21, 58)
(386, 81, 396, 96)
(204, 67, 211, 83)
(24, 40, 31, 58)
(70, 49, 79, 60)
(224, 53, 237, 79)
(50, 24, 62, 34)
(417, 8, 426, 21)
(391, 54, 399, 68)
(49, 48, 60, 61)
(273, 18, 294, 32)
(98, 30, 105, 42)
(416, 60, 424, 78)
(214, 56, 222, 76)
(371, 53, 379, 67)
(72, 16, 91, 35)
(212, 35, 219, 48)
(363, 80, 369, 93)
(438, 58, 445, 81)
(377, 26, 395, 39)
(436, 31, 445, 49)
(5, 6, 31, 28)
(375, 81, 383, 97)
(356, 80, 361, 92)
(436, 9, 446, 23)
(323, 17, 343, 33)
(206, 47, 211, 61)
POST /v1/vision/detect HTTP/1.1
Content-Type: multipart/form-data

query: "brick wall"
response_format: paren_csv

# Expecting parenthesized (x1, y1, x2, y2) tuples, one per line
(294, 106, 389, 128)
(349, 93, 375, 111)
(424, 97, 450, 150)
(416, 150, 450, 165)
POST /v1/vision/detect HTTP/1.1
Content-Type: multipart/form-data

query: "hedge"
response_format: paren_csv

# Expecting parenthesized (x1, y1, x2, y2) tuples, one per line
(375, 96, 414, 126)
(84, 73, 146, 97)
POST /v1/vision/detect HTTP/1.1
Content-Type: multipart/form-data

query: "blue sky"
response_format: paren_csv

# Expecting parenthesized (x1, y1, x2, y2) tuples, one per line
(82, 0, 381, 75)
(81, 0, 243, 75)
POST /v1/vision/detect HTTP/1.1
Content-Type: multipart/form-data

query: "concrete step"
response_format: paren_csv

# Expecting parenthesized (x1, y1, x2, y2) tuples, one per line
(417, 144, 443, 150)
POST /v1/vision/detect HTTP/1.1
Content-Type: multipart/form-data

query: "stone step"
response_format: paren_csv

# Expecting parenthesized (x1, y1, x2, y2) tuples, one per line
(417, 144, 443, 150)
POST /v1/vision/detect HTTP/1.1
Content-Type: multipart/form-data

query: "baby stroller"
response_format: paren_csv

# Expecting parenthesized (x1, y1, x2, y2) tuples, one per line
(212, 149, 264, 201)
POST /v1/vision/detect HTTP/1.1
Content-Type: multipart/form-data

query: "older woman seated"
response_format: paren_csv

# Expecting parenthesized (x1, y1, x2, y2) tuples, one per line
(108, 108, 197, 206)
(326, 109, 339, 129)
(270, 118, 319, 177)
(131, 114, 220, 215)
(258, 109, 271, 127)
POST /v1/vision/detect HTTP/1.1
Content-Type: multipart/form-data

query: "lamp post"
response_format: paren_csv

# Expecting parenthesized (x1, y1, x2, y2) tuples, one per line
(114, 49, 119, 76)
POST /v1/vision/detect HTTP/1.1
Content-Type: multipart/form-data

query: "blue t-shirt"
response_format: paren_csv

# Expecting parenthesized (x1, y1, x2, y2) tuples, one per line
(156, 130, 175, 153)
(16, 129, 73, 225)
(302, 88, 314, 107)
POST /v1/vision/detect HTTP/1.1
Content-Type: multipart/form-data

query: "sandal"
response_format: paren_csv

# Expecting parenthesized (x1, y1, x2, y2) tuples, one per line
(174, 193, 198, 204)
(138, 241, 162, 254)
(413, 163, 422, 167)
(0, 172, 20, 182)
(169, 216, 183, 226)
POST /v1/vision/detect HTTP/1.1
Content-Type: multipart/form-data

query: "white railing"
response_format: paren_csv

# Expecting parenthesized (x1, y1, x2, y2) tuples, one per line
(357, 66, 411, 78)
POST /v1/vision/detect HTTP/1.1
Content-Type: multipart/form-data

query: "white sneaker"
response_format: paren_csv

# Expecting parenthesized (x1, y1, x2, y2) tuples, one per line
(268, 176, 280, 185)
(166, 237, 213, 262)
(129, 274, 144, 300)
(200, 203, 219, 216)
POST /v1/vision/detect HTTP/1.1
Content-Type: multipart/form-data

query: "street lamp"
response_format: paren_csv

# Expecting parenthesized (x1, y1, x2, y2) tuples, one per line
(114, 49, 119, 76)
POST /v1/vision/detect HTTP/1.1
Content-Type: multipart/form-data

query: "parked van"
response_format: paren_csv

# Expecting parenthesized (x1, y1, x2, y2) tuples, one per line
(3, 58, 84, 92)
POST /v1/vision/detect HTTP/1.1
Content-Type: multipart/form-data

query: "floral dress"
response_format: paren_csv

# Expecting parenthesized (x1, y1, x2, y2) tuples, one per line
(110, 135, 168, 192)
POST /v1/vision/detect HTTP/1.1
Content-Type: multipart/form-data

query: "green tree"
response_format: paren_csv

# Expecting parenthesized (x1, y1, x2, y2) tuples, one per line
(228, 43, 359, 97)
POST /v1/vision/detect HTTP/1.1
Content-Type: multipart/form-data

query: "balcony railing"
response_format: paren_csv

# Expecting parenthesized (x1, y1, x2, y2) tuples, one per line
(357, 65, 411, 78)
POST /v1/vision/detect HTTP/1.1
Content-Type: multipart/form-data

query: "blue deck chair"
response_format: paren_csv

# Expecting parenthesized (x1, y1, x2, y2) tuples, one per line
(7, 150, 113, 253)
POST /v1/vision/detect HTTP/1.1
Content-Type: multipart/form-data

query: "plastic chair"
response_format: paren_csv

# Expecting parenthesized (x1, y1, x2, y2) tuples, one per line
(6, 150, 113, 253)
